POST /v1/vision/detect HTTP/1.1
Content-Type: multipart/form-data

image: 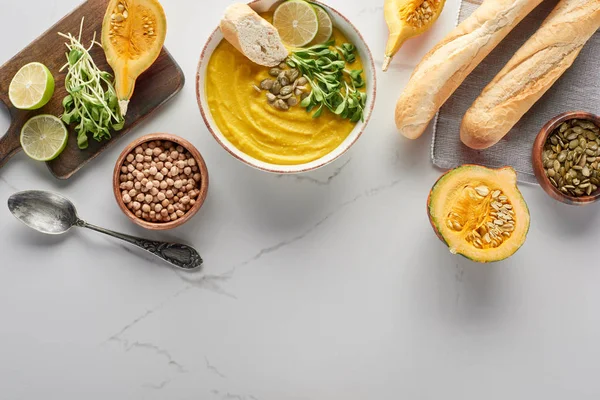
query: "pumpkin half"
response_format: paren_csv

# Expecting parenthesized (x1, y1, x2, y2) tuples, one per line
(427, 165, 530, 263)
(101, 0, 167, 116)
(383, 0, 445, 71)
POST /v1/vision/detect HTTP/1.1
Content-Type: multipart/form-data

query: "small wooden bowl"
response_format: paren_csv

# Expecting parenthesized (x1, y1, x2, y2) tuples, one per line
(532, 111, 600, 205)
(113, 133, 209, 230)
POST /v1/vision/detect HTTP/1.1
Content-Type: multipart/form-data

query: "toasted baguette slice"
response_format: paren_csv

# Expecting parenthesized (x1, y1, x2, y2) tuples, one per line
(220, 3, 289, 67)
(395, 0, 543, 139)
(461, 0, 600, 149)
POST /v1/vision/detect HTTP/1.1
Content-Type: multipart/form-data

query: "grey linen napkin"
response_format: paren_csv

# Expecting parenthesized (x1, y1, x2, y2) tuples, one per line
(431, 0, 600, 184)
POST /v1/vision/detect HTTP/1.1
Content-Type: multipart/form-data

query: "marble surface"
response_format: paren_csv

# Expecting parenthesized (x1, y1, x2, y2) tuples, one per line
(1, 0, 600, 399)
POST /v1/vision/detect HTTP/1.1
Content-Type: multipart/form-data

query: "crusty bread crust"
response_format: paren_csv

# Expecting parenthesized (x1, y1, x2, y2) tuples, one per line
(461, 0, 600, 149)
(395, 0, 543, 139)
(220, 3, 288, 67)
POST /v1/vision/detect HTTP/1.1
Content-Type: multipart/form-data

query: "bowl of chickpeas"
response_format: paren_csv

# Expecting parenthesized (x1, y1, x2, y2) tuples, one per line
(113, 133, 209, 230)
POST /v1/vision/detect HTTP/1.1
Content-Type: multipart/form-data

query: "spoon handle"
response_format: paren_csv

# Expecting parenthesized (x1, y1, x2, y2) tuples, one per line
(77, 220, 202, 270)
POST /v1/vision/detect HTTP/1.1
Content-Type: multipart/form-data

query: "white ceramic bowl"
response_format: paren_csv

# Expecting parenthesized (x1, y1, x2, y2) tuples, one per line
(196, 0, 376, 174)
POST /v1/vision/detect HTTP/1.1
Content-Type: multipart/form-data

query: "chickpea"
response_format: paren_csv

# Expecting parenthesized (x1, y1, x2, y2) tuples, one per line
(164, 216, 171, 222)
(173, 196, 179, 203)
(134, 146, 143, 154)
(149, 211, 156, 219)
(155, 204, 163, 212)
(170, 212, 178, 220)
(188, 190, 197, 198)
(166, 190, 174, 199)
(188, 158, 196, 167)
(192, 166, 199, 172)
(193, 173, 202, 182)
(157, 192, 166, 201)
(140, 177, 148, 185)
(136, 193, 145, 202)
(181, 196, 190, 205)
(161, 199, 169, 207)
(152, 180, 160, 188)
(156, 161, 164, 170)
(158, 153, 167, 161)
(145, 148, 153, 156)
(176, 210, 185, 217)
(149, 166, 157, 175)
(121, 165, 128, 174)
(127, 202, 134, 209)
(164, 161, 173, 169)
(186, 183, 193, 192)
(129, 189, 137, 197)
(142, 212, 149, 219)
(183, 167, 192, 176)
(176, 160, 185, 169)
(174, 180, 183, 189)
(132, 201, 141, 210)
(167, 204, 175, 213)
(166, 178, 174, 187)
(159, 181, 168, 190)
(120, 174, 127, 182)
(134, 181, 142, 190)
(160, 209, 169, 217)
(126, 154, 135, 163)
(143, 155, 152, 163)
(142, 143, 149, 150)
(145, 194, 153, 203)
(178, 154, 186, 161)
(136, 163, 144, 171)
(127, 173, 134, 181)
(142, 204, 151, 213)
(155, 172, 164, 181)
(135, 210, 142, 218)
(135, 154, 144, 163)
(156, 214, 163, 221)
(170, 166, 179, 176)
(153, 147, 162, 156)
(176, 145, 184, 153)
(127, 164, 135, 173)
(189, 199, 196, 206)
(161, 167, 169, 176)
(122, 194, 131, 203)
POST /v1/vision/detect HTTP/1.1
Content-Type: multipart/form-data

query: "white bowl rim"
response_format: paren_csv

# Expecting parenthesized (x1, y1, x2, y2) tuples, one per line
(195, 0, 377, 174)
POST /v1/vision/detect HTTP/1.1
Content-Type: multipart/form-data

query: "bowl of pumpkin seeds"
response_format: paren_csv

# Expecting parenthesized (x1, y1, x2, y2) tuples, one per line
(533, 111, 600, 205)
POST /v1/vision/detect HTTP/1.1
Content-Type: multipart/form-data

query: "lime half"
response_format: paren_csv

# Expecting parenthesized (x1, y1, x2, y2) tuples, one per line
(273, 0, 319, 47)
(20, 115, 68, 161)
(9, 62, 55, 110)
(309, 5, 333, 45)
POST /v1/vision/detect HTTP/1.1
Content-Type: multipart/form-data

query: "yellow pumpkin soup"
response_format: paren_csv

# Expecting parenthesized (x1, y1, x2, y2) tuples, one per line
(205, 28, 364, 165)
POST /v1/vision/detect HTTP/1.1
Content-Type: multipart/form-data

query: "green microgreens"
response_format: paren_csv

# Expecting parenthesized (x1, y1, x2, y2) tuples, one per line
(58, 18, 124, 150)
(287, 40, 367, 122)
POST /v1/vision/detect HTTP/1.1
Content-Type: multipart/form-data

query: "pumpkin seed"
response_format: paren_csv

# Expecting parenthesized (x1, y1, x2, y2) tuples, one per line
(475, 186, 490, 196)
(269, 68, 282, 77)
(271, 81, 282, 95)
(266, 92, 276, 102)
(260, 79, 274, 90)
(280, 85, 293, 96)
(297, 77, 308, 86)
(287, 97, 298, 107)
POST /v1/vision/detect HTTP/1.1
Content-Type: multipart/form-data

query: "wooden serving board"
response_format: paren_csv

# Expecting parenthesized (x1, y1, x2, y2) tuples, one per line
(0, 0, 184, 179)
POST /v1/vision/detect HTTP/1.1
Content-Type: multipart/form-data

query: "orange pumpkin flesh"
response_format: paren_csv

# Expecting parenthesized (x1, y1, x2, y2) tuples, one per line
(427, 165, 530, 263)
(101, 0, 167, 116)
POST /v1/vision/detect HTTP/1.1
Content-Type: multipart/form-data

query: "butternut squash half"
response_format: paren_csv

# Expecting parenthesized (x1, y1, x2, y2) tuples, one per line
(101, 0, 167, 116)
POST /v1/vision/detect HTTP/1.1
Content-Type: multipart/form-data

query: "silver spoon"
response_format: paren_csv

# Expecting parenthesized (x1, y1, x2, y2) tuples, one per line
(7, 190, 202, 271)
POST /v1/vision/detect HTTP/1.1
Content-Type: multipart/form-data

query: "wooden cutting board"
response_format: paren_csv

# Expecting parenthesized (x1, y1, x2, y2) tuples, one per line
(0, 0, 184, 179)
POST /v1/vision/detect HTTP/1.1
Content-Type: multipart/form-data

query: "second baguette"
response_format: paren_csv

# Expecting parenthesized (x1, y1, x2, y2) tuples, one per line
(461, 0, 600, 149)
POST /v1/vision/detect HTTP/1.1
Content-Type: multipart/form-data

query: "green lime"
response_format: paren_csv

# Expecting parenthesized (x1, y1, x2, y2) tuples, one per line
(20, 115, 68, 161)
(9, 62, 55, 110)
(309, 4, 333, 45)
(273, 0, 319, 47)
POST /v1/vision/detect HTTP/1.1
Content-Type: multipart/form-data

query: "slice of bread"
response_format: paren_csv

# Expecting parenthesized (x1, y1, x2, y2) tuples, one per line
(220, 3, 289, 67)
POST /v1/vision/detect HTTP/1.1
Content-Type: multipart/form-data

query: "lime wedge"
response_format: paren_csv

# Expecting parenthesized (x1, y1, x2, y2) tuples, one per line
(309, 5, 333, 45)
(9, 62, 55, 110)
(273, 0, 319, 47)
(20, 115, 68, 161)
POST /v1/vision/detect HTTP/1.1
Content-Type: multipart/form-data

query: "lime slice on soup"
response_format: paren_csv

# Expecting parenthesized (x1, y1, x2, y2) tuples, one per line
(273, 0, 319, 47)
(309, 4, 333, 45)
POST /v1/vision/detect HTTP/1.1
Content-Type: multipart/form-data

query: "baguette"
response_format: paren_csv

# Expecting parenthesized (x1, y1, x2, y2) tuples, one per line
(395, 0, 543, 139)
(220, 3, 288, 67)
(461, 0, 600, 149)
